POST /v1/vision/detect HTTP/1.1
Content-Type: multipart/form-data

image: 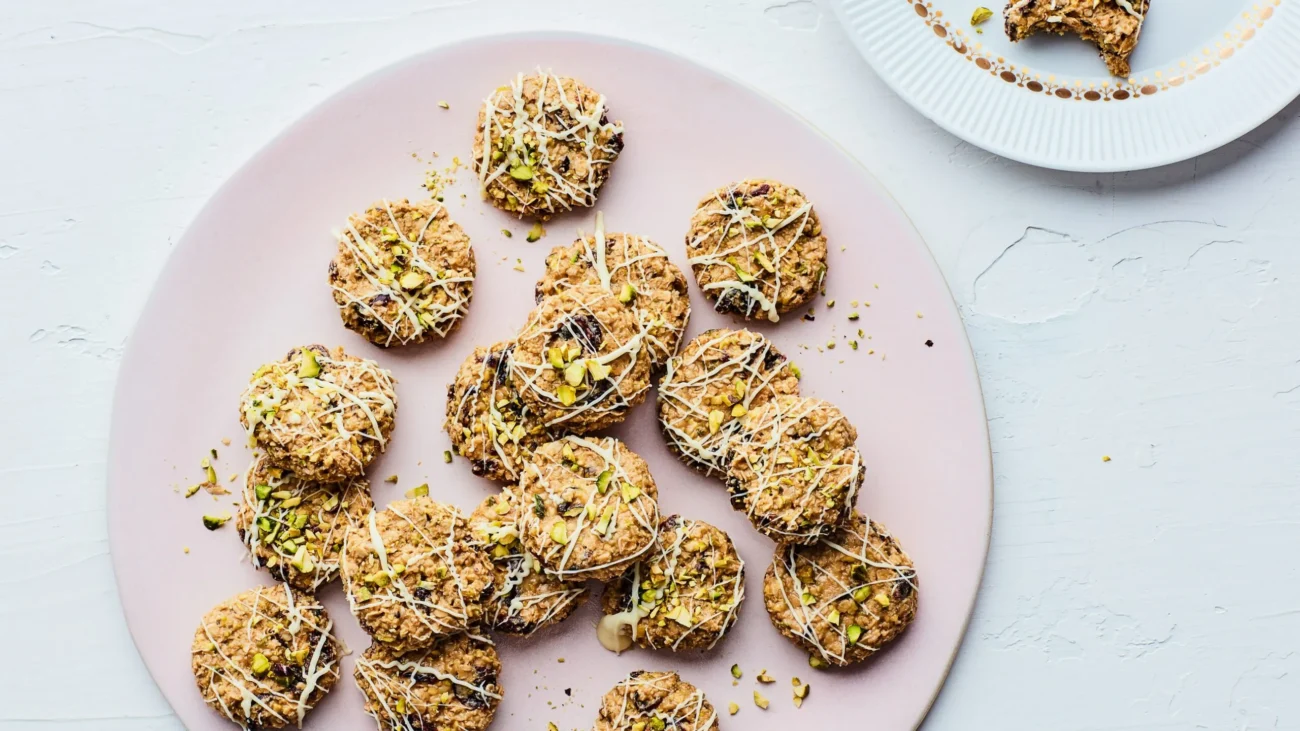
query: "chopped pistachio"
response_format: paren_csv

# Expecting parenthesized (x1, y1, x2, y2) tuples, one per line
(526, 222, 545, 242)
(586, 359, 611, 381)
(730, 663, 743, 679)
(354, 586, 372, 602)
(443, 450, 454, 463)
(508, 164, 534, 180)
(548, 347, 565, 369)
(790, 363, 802, 379)
(501, 228, 513, 238)
(297, 349, 321, 379)
(728, 702, 740, 715)
(874, 591, 891, 607)
(756, 670, 775, 683)
(708, 409, 725, 434)
(384, 474, 399, 484)
(618, 283, 637, 303)
(399, 271, 424, 289)
(848, 312, 860, 321)
(547, 724, 559, 731)
(971, 6, 994, 25)
(557, 384, 577, 406)
(549, 521, 568, 545)
(753, 691, 770, 710)
(437, 100, 450, 109)
(251, 653, 271, 677)
(808, 654, 828, 669)
(731, 403, 747, 418)
(827, 609, 841, 625)
(184, 483, 202, 498)
(202, 513, 231, 530)
(512, 258, 525, 272)
(405, 484, 429, 498)
(847, 625, 864, 644)
(564, 361, 587, 387)
(853, 586, 871, 603)
(596, 469, 613, 493)
(620, 482, 641, 502)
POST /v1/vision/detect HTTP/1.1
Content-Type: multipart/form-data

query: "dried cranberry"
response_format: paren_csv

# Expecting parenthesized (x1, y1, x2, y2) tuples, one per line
(895, 579, 915, 599)
(714, 288, 757, 317)
(413, 587, 432, 601)
(369, 293, 393, 307)
(762, 348, 787, 371)
(555, 314, 603, 353)
(747, 183, 771, 198)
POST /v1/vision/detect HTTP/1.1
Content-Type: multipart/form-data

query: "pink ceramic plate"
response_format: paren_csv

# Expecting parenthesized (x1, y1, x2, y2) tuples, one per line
(108, 32, 991, 731)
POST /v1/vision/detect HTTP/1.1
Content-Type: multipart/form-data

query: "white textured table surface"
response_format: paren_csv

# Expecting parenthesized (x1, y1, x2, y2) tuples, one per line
(4, 2, 1299, 729)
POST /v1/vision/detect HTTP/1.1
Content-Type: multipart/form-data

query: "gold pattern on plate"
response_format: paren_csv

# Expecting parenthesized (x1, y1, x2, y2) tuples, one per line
(908, 0, 1281, 101)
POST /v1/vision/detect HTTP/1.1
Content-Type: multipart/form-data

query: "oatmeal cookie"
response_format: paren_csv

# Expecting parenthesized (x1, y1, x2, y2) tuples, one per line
(236, 454, 374, 591)
(658, 329, 801, 477)
(445, 340, 554, 482)
(329, 198, 475, 347)
(518, 436, 660, 582)
(467, 487, 588, 635)
(510, 284, 651, 434)
(602, 515, 745, 652)
(685, 179, 827, 322)
(239, 344, 397, 483)
(341, 497, 495, 653)
(354, 634, 502, 731)
(191, 584, 341, 729)
(1005, 0, 1149, 77)
(535, 222, 690, 368)
(473, 71, 624, 219)
(594, 671, 718, 731)
(726, 396, 863, 544)
(763, 513, 918, 667)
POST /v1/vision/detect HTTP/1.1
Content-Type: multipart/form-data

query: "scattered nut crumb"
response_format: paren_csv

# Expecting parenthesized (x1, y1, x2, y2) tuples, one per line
(513, 258, 526, 272)
(384, 475, 399, 484)
(1102, 455, 1112, 462)
(221, 437, 231, 446)
(756, 670, 775, 684)
(753, 691, 769, 710)
(437, 100, 450, 109)
(183, 546, 190, 554)
(728, 702, 740, 715)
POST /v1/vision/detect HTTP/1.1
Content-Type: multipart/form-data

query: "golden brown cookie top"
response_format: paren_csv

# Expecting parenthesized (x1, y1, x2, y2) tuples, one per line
(191, 584, 341, 729)
(329, 198, 475, 347)
(518, 436, 660, 582)
(763, 513, 918, 667)
(473, 71, 624, 219)
(341, 497, 494, 653)
(239, 344, 397, 483)
(686, 178, 827, 322)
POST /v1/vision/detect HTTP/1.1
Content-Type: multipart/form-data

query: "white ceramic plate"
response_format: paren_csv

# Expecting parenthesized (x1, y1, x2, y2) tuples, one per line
(108, 32, 992, 731)
(830, 0, 1300, 171)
